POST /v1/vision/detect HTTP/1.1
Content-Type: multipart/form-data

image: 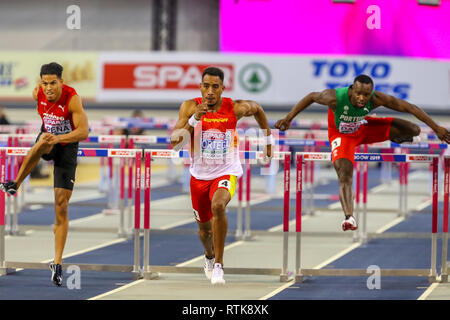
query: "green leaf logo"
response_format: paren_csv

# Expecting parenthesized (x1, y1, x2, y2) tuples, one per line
(239, 63, 271, 93)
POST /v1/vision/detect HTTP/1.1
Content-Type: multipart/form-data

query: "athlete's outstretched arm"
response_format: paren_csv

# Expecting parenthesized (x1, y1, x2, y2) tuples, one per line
(373, 91, 450, 143)
(48, 95, 89, 144)
(170, 100, 208, 150)
(234, 100, 272, 157)
(274, 89, 336, 131)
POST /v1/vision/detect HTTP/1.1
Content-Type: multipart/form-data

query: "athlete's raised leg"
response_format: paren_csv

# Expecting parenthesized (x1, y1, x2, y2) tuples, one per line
(16, 133, 54, 187)
(389, 118, 421, 143)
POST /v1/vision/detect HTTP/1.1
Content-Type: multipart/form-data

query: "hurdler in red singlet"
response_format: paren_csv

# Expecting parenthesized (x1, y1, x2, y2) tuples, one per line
(190, 97, 242, 223)
(171, 66, 272, 285)
(37, 84, 77, 139)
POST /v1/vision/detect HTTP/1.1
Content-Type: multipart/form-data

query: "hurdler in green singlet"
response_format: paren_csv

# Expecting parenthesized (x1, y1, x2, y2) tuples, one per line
(334, 86, 374, 134)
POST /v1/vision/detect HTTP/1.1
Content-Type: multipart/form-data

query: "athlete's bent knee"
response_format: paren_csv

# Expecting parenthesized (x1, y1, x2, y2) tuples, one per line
(211, 201, 227, 216)
(411, 123, 421, 136)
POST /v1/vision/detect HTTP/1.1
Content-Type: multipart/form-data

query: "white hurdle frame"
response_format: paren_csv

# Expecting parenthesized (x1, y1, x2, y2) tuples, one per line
(294, 152, 440, 283)
(141, 149, 293, 282)
(0, 147, 142, 279)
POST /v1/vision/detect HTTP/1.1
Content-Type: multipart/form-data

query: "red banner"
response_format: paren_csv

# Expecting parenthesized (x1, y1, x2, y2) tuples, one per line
(103, 63, 234, 90)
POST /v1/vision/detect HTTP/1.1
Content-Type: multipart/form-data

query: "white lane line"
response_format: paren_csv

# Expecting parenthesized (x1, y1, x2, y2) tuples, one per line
(416, 199, 432, 212)
(69, 213, 105, 225)
(370, 184, 389, 194)
(28, 205, 44, 211)
(176, 241, 245, 267)
(159, 218, 195, 230)
(5, 229, 34, 240)
(258, 280, 295, 300)
(375, 217, 405, 234)
(267, 216, 312, 233)
(328, 202, 341, 209)
(312, 242, 362, 270)
(88, 280, 145, 300)
(417, 282, 440, 300)
(40, 238, 127, 263)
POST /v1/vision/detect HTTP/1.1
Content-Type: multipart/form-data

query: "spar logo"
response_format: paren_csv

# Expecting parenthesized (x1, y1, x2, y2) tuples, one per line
(239, 63, 271, 93)
(103, 63, 234, 90)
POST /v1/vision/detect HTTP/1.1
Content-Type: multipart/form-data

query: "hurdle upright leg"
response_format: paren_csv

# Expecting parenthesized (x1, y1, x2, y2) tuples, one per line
(440, 157, 449, 282)
(280, 153, 291, 282)
(132, 151, 142, 280)
(429, 157, 438, 283)
(295, 154, 303, 282)
(127, 138, 135, 237)
(12, 136, 19, 235)
(244, 162, 251, 239)
(143, 151, 158, 280)
(235, 175, 243, 239)
(118, 138, 126, 237)
(361, 145, 368, 243)
(354, 146, 361, 243)
(0, 150, 7, 275)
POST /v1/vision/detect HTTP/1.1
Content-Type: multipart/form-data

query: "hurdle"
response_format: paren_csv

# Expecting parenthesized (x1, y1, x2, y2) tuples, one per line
(0, 147, 142, 279)
(283, 139, 447, 218)
(441, 156, 449, 282)
(294, 152, 440, 283)
(140, 149, 293, 282)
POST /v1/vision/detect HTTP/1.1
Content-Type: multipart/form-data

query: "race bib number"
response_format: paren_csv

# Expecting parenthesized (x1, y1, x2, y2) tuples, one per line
(331, 137, 341, 151)
(201, 131, 231, 160)
(338, 120, 367, 134)
(43, 114, 73, 135)
(218, 179, 231, 190)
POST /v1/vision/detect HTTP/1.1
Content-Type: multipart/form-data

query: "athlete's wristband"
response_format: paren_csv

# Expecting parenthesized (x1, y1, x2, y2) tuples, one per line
(188, 114, 200, 128)
(264, 134, 274, 145)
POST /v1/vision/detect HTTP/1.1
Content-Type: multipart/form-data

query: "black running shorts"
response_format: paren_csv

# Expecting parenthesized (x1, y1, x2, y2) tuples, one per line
(36, 131, 78, 191)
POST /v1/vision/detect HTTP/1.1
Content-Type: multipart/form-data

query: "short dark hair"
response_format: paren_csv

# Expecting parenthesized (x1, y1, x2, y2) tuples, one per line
(202, 67, 224, 82)
(354, 74, 373, 86)
(40, 62, 63, 78)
